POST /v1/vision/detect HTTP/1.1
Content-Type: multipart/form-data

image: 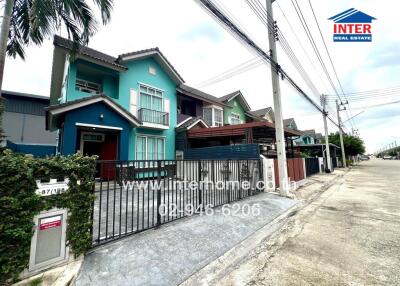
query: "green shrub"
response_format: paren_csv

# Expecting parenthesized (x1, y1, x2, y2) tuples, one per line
(0, 150, 97, 285)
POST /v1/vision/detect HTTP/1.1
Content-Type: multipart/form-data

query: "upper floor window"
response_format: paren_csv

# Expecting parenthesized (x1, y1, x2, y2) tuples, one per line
(76, 78, 102, 94)
(230, 113, 241, 125)
(139, 84, 163, 112)
(214, 109, 223, 126)
(203, 107, 223, 127)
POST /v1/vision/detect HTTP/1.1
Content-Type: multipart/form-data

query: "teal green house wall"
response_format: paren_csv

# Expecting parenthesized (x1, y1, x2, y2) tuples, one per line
(61, 57, 177, 160)
(119, 58, 177, 160)
(223, 97, 246, 124)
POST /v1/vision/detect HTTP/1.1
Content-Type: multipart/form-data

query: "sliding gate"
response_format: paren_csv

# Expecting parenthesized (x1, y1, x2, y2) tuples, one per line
(91, 159, 263, 246)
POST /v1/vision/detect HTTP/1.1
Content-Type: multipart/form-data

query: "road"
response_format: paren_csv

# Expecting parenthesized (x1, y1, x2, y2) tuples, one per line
(218, 159, 400, 285)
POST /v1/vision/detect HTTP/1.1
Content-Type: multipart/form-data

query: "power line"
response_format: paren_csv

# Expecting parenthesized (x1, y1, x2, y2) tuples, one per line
(290, 0, 339, 97)
(307, 0, 356, 129)
(194, 0, 340, 127)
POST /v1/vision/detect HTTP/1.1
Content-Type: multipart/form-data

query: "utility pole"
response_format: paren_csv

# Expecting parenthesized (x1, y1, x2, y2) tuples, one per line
(321, 95, 331, 172)
(266, 0, 289, 196)
(336, 100, 346, 167)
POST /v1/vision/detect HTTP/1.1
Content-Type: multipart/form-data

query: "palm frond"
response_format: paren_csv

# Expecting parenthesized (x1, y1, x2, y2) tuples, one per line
(5, 0, 114, 59)
(92, 0, 113, 24)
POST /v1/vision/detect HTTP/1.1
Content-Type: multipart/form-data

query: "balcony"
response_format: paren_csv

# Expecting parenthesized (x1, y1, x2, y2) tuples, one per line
(138, 108, 169, 129)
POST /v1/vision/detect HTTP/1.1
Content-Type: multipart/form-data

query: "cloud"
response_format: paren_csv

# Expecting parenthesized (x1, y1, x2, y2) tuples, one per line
(178, 23, 223, 44)
(367, 43, 400, 68)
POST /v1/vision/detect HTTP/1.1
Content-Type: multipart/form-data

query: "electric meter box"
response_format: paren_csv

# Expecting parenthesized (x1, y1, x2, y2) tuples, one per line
(29, 209, 69, 272)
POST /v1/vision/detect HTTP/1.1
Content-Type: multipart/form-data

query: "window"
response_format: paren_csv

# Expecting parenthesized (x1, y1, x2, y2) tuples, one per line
(139, 84, 163, 112)
(75, 78, 102, 94)
(230, 113, 241, 125)
(214, 109, 223, 126)
(203, 108, 213, 126)
(136, 136, 165, 160)
(203, 107, 223, 127)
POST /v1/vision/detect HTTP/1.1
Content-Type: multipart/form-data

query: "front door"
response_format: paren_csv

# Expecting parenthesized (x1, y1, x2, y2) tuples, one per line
(100, 134, 118, 179)
(80, 131, 118, 179)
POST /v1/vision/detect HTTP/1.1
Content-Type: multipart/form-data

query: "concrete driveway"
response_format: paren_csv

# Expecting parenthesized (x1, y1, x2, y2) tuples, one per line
(218, 159, 400, 285)
(76, 192, 297, 286)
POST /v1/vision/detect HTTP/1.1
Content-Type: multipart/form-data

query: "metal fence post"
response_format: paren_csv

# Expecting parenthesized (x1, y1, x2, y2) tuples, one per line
(198, 160, 202, 209)
(156, 160, 162, 227)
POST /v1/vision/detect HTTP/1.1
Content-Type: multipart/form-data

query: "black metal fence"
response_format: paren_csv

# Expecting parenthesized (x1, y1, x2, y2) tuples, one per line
(305, 158, 320, 176)
(91, 159, 264, 246)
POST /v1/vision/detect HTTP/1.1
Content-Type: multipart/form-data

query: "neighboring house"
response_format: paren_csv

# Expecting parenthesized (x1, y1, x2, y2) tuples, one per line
(295, 129, 316, 145)
(315, 132, 323, 144)
(46, 35, 184, 161)
(283, 118, 298, 130)
(176, 84, 227, 127)
(248, 107, 275, 123)
(1, 90, 57, 156)
(218, 90, 254, 125)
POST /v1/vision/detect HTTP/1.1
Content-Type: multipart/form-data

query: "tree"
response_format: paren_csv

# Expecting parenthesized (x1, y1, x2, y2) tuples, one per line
(0, 0, 113, 98)
(327, 132, 366, 157)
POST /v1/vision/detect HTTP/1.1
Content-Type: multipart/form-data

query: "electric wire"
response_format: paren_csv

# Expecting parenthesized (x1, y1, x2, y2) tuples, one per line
(194, 0, 340, 127)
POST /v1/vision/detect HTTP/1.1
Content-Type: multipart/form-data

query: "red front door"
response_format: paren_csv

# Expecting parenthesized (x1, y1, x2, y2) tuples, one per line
(100, 134, 118, 179)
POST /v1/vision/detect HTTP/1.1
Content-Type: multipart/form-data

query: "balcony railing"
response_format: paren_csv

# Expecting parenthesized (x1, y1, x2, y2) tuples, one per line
(138, 108, 169, 126)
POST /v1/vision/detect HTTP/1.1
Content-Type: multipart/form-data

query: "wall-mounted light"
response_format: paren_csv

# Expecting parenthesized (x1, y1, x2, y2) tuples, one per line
(100, 114, 104, 120)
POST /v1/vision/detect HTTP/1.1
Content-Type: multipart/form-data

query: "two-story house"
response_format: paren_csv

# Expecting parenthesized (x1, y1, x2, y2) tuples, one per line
(46, 36, 184, 161)
(218, 90, 258, 125)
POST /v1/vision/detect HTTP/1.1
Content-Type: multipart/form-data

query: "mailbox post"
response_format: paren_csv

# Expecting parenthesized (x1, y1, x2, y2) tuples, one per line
(28, 179, 69, 272)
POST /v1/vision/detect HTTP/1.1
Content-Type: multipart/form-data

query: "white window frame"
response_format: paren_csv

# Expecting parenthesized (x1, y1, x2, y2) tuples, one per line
(138, 83, 164, 111)
(203, 105, 223, 127)
(135, 134, 166, 160)
(230, 112, 241, 125)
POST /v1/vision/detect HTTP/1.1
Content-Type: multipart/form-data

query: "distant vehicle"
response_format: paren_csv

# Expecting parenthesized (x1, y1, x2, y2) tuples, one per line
(383, 155, 392, 160)
(360, 155, 370, 161)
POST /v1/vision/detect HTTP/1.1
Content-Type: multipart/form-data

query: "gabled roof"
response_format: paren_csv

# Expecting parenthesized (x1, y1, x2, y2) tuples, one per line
(118, 48, 184, 85)
(301, 129, 316, 137)
(53, 35, 127, 71)
(315, 133, 323, 140)
(283, 118, 298, 130)
(249, 107, 275, 122)
(46, 94, 141, 131)
(176, 116, 209, 132)
(250, 107, 273, 117)
(177, 84, 228, 107)
(218, 90, 251, 111)
(328, 8, 376, 23)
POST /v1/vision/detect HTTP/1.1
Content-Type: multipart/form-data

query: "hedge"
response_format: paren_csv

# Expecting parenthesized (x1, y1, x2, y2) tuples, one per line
(0, 150, 97, 285)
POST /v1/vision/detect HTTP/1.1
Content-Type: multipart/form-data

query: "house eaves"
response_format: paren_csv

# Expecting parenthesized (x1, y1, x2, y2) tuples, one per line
(46, 94, 141, 131)
(53, 35, 127, 71)
(219, 90, 251, 111)
(177, 84, 229, 108)
(118, 48, 184, 85)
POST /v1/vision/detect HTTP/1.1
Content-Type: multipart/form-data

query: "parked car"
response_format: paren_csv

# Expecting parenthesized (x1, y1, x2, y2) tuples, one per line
(383, 155, 392, 160)
(360, 155, 370, 161)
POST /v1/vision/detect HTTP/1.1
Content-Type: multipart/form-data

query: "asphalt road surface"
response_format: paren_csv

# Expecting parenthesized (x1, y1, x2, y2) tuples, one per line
(218, 158, 400, 285)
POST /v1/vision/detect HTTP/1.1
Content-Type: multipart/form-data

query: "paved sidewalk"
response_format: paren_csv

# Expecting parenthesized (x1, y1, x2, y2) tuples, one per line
(76, 192, 297, 286)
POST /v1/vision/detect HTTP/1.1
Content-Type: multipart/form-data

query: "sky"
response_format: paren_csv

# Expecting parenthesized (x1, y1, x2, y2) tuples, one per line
(2, 0, 400, 153)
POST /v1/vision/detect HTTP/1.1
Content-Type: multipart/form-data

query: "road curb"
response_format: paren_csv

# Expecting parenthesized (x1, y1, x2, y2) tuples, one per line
(180, 169, 350, 286)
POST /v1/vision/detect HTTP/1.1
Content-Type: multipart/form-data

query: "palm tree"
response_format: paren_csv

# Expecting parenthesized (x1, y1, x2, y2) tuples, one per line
(0, 0, 113, 138)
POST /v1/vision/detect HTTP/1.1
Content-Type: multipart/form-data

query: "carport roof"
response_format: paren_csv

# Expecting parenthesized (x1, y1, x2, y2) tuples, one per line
(187, 121, 302, 138)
